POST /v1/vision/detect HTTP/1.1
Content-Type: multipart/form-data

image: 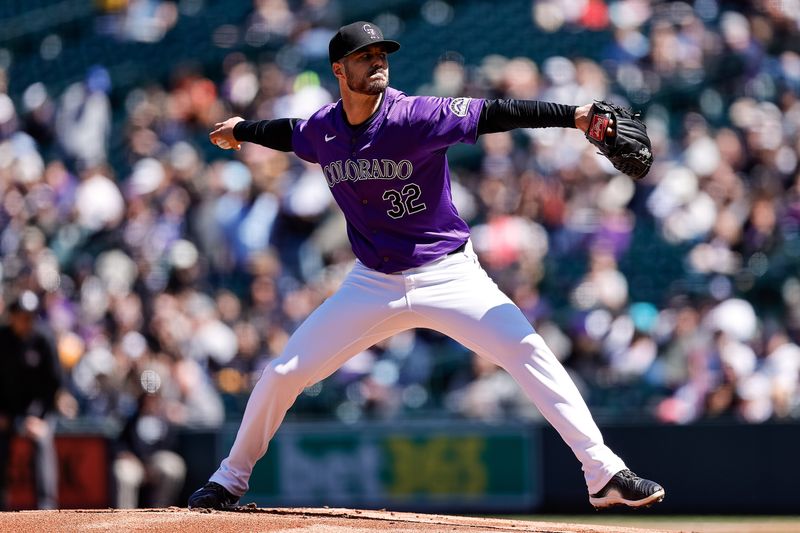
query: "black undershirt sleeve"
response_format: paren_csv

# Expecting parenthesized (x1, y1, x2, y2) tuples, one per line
(477, 99, 577, 136)
(231, 101, 573, 148)
(233, 118, 300, 152)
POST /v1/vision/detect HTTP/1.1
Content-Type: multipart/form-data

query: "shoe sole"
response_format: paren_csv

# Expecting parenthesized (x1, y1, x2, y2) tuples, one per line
(188, 499, 240, 511)
(590, 488, 665, 509)
(189, 504, 240, 511)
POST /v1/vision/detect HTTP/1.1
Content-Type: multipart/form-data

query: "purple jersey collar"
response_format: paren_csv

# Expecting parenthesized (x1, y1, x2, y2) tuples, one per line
(333, 87, 401, 136)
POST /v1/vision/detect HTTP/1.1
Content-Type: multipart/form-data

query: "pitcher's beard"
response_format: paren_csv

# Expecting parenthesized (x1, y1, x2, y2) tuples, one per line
(361, 79, 387, 94)
(346, 69, 388, 95)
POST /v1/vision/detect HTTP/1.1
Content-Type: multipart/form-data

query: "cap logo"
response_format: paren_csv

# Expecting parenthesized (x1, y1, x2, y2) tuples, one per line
(363, 23, 379, 39)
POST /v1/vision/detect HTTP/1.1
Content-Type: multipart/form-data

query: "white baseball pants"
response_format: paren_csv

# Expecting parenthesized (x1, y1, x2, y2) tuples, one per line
(210, 242, 626, 496)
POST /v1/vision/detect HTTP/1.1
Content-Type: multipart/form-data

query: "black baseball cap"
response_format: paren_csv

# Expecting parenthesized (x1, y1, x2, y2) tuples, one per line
(328, 21, 400, 64)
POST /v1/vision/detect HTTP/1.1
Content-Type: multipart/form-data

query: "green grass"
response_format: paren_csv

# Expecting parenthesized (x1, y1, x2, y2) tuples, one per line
(498, 515, 800, 533)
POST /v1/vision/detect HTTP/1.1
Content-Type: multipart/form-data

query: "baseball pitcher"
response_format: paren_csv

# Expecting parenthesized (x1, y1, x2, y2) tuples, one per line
(190, 21, 662, 510)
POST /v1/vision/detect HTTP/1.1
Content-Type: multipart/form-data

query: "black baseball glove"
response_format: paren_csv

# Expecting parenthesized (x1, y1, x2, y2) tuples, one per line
(585, 101, 653, 180)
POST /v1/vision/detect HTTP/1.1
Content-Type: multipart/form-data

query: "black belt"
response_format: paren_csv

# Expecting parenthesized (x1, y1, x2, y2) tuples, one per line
(447, 241, 467, 255)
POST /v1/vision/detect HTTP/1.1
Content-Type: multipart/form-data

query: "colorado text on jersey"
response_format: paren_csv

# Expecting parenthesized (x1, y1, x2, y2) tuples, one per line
(322, 158, 413, 187)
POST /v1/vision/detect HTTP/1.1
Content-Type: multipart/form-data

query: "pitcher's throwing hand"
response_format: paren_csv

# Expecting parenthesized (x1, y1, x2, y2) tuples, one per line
(209, 117, 244, 150)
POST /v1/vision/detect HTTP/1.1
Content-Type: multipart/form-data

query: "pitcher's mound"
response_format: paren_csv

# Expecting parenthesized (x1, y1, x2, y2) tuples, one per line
(0, 507, 675, 533)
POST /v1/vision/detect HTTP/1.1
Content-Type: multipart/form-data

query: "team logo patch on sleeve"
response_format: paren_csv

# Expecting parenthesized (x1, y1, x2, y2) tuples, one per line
(449, 97, 471, 117)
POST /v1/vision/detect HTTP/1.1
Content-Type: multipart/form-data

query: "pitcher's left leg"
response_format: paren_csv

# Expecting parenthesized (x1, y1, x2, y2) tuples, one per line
(408, 259, 624, 494)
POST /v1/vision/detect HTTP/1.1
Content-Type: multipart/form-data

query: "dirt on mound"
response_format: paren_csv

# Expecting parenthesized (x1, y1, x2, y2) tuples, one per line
(0, 507, 676, 533)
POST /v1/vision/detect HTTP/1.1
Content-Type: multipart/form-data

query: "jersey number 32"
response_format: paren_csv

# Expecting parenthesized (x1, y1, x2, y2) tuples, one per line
(382, 183, 427, 219)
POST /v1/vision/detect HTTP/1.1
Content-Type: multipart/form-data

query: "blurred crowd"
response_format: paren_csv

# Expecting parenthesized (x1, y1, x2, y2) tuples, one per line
(3, 2, 800, 508)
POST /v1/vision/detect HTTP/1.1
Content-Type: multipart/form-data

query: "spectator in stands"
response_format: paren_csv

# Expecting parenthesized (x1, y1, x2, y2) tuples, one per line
(0, 291, 62, 510)
(445, 352, 541, 421)
(113, 389, 186, 508)
(55, 66, 112, 169)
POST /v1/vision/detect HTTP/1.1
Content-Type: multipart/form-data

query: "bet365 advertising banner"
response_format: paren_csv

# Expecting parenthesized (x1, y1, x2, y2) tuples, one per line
(221, 421, 540, 512)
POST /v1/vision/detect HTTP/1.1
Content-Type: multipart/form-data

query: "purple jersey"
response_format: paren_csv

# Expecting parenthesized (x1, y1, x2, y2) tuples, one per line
(292, 87, 484, 273)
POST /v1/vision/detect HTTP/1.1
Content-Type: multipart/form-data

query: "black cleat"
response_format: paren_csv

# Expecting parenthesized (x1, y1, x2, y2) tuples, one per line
(188, 481, 240, 510)
(589, 469, 665, 509)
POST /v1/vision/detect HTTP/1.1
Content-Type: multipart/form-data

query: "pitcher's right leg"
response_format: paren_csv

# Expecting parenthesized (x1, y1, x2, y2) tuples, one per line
(190, 265, 414, 508)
